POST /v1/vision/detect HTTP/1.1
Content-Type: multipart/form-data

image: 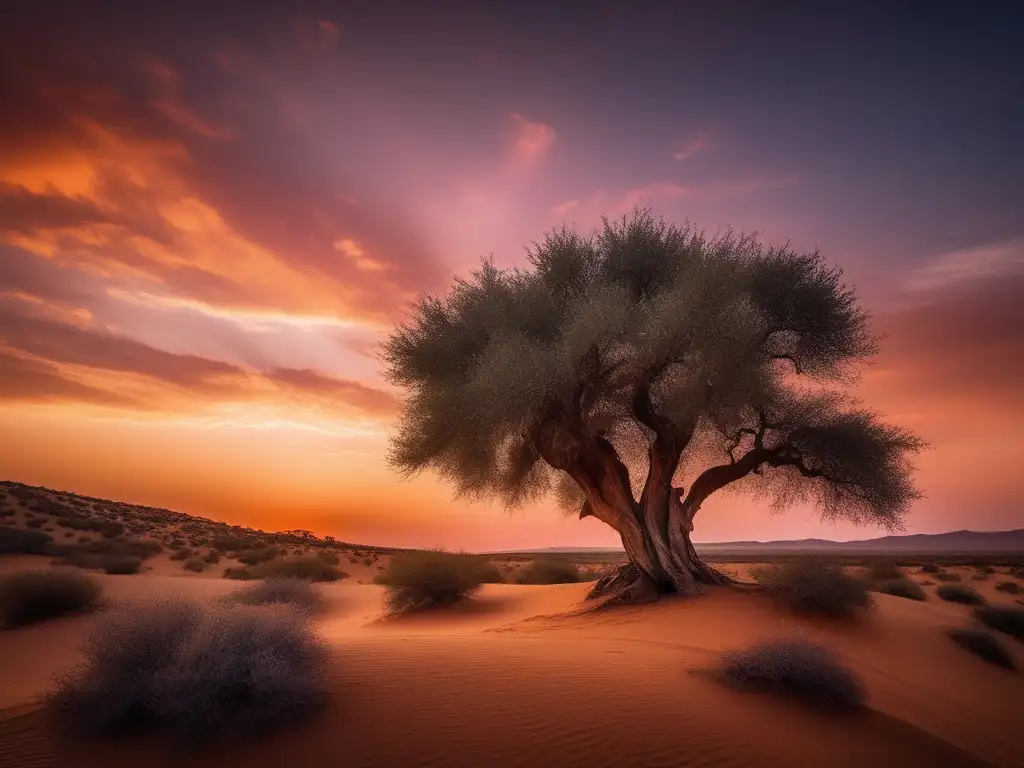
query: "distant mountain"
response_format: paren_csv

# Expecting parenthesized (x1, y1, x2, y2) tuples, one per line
(496, 529, 1024, 555)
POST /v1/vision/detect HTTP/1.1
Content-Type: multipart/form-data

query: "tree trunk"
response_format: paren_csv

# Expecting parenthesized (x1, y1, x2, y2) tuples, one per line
(586, 488, 729, 604)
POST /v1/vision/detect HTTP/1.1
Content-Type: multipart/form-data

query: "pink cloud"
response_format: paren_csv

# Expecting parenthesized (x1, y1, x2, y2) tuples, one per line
(673, 137, 708, 162)
(510, 113, 556, 163)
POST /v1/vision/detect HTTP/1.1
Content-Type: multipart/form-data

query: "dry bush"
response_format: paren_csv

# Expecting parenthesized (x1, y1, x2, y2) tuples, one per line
(995, 581, 1022, 595)
(204, 550, 221, 564)
(0, 569, 102, 627)
(873, 577, 926, 601)
(169, 547, 193, 562)
(0, 525, 54, 554)
(224, 578, 325, 615)
(948, 628, 1015, 670)
(104, 556, 142, 575)
(236, 548, 279, 566)
(475, 559, 504, 584)
(920, 563, 940, 574)
(972, 573, 991, 582)
(375, 550, 485, 613)
(936, 584, 985, 605)
(516, 559, 581, 584)
(183, 557, 206, 573)
(315, 550, 340, 566)
(223, 567, 254, 580)
(49, 599, 328, 744)
(716, 636, 866, 711)
(252, 556, 345, 582)
(973, 606, 1024, 641)
(865, 561, 902, 581)
(935, 572, 962, 582)
(753, 559, 873, 618)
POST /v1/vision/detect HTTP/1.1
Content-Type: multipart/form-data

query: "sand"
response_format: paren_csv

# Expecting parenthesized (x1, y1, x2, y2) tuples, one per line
(1, 564, 1022, 768)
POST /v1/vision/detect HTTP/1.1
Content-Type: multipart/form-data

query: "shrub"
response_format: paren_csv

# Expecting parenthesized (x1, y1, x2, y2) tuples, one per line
(236, 548, 279, 566)
(995, 581, 1022, 595)
(973, 606, 1024, 641)
(96, 521, 124, 539)
(948, 628, 1015, 670)
(920, 563, 940, 574)
(204, 550, 221, 564)
(223, 567, 253, 580)
(0, 525, 54, 554)
(753, 559, 873, 618)
(50, 599, 329, 743)
(26, 517, 46, 529)
(475, 560, 504, 584)
(516, 559, 581, 585)
(375, 550, 485, 613)
(975, 565, 995, 574)
(315, 550, 340, 566)
(183, 557, 206, 573)
(716, 636, 866, 711)
(0, 569, 102, 627)
(104, 556, 142, 575)
(935, 572, 962, 582)
(252, 556, 345, 583)
(936, 584, 985, 605)
(169, 547, 193, 562)
(873, 577, 926, 601)
(224, 578, 325, 615)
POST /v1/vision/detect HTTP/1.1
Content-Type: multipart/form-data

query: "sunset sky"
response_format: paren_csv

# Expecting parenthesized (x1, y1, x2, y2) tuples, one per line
(1, 3, 1022, 550)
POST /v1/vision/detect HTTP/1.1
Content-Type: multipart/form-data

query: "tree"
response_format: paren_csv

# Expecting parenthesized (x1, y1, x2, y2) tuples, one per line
(382, 210, 926, 603)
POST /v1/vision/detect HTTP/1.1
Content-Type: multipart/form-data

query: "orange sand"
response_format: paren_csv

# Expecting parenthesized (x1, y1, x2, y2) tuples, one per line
(1, 563, 1022, 768)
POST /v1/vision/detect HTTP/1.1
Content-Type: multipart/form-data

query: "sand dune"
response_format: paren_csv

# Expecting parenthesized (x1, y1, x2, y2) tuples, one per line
(1, 570, 1021, 768)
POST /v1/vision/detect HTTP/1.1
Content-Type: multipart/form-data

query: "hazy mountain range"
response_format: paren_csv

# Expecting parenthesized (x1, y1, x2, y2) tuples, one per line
(496, 529, 1024, 555)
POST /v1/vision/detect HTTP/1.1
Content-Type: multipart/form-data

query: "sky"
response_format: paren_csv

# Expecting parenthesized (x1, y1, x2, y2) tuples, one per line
(1, 2, 1022, 549)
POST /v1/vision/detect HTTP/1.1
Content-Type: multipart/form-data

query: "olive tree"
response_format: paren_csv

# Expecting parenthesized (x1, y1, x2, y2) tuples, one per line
(383, 210, 925, 602)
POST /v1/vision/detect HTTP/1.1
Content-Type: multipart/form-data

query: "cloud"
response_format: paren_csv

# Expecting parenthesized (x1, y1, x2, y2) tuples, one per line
(673, 137, 708, 162)
(905, 239, 1024, 291)
(0, 351, 137, 407)
(510, 113, 556, 163)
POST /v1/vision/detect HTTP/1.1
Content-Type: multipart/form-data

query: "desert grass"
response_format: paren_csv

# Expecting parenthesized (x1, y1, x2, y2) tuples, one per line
(375, 550, 485, 613)
(716, 636, 866, 711)
(516, 559, 582, 585)
(973, 606, 1024, 641)
(936, 584, 986, 605)
(50, 599, 328, 744)
(252, 556, 346, 582)
(224, 577, 325, 615)
(948, 628, 1015, 670)
(752, 559, 873, 618)
(0, 569, 102, 628)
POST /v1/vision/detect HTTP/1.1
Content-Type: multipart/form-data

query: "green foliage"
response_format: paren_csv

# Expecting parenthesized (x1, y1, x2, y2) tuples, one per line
(384, 209, 924, 533)
(753, 559, 873, 618)
(0, 569, 102, 627)
(948, 628, 1015, 670)
(873, 577, 926, 601)
(375, 550, 485, 613)
(973, 606, 1024, 641)
(936, 585, 985, 605)
(516, 559, 581, 584)
(717, 636, 866, 710)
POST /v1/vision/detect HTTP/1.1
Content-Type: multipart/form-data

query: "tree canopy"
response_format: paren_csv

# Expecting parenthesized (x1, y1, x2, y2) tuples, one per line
(382, 209, 925, 593)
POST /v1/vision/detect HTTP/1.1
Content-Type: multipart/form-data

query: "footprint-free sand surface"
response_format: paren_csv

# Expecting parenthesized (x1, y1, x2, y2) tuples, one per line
(1, 563, 1021, 768)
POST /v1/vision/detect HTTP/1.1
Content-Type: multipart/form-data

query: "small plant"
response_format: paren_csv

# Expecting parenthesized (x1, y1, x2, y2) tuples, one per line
(516, 559, 581, 584)
(753, 559, 873, 618)
(49, 599, 328, 743)
(716, 636, 866, 711)
(0, 526, 54, 554)
(315, 550, 340, 566)
(936, 584, 985, 605)
(920, 563, 940, 574)
(236, 548, 279, 566)
(935, 572, 962, 582)
(252, 556, 345, 582)
(183, 557, 206, 573)
(375, 550, 485, 613)
(973, 606, 1024, 641)
(204, 550, 220, 564)
(223, 567, 254, 580)
(225, 578, 325, 615)
(873, 577, 926, 601)
(948, 628, 1015, 670)
(995, 581, 1022, 595)
(475, 560, 504, 584)
(0, 569, 102, 628)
